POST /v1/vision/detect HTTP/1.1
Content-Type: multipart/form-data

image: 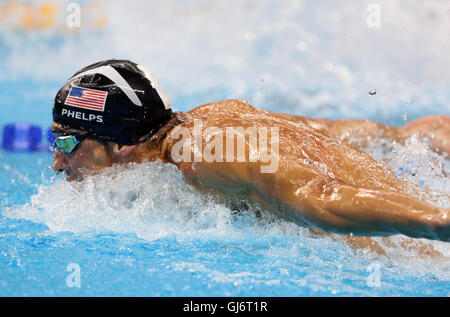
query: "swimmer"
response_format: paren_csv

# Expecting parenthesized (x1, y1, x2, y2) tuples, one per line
(51, 60, 450, 251)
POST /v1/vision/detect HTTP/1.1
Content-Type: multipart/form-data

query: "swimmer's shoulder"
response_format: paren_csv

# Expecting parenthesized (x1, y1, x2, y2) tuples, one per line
(188, 99, 258, 119)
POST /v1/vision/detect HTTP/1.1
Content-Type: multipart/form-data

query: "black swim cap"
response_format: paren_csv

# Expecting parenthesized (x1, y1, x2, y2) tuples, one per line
(53, 59, 173, 145)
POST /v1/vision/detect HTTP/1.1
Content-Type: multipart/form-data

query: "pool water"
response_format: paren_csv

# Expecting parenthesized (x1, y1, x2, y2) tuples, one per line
(1, 0, 450, 296)
(1, 142, 449, 296)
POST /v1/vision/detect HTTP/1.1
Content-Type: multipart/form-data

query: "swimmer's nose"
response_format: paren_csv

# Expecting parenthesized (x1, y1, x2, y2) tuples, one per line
(53, 148, 69, 174)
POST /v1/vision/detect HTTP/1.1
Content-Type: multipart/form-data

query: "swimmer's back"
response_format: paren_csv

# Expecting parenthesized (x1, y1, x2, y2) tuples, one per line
(185, 99, 403, 191)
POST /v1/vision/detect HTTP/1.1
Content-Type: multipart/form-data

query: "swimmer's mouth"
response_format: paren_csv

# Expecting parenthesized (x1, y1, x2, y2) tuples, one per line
(56, 168, 81, 182)
(55, 166, 97, 182)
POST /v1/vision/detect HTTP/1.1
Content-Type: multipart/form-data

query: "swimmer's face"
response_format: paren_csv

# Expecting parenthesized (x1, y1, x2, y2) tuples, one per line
(51, 123, 114, 181)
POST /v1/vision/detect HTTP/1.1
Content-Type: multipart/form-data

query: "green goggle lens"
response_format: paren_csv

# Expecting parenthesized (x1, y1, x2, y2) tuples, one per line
(54, 135, 82, 154)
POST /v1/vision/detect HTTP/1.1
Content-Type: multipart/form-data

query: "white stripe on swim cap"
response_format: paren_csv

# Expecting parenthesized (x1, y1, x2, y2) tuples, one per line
(70, 65, 143, 106)
(137, 64, 171, 110)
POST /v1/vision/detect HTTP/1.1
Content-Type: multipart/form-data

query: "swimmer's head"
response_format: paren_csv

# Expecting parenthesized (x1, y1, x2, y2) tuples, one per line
(52, 59, 174, 181)
(53, 59, 173, 145)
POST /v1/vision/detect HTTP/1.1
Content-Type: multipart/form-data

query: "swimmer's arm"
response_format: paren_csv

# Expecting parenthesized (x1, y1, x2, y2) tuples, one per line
(400, 115, 450, 156)
(311, 119, 398, 142)
(276, 113, 399, 142)
(310, 228, 442, 257)
(304, 115, 450, 155)
(183, 152, 449, 241)
(258, 161, 450, 242)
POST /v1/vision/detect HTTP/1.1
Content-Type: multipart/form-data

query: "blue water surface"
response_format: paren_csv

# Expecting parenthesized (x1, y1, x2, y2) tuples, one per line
(0, 151, 449, 296)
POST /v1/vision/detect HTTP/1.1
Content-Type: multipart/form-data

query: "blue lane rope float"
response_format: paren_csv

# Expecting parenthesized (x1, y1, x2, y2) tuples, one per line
(1, 123, 54, 152)
(47, 127, 56, 151)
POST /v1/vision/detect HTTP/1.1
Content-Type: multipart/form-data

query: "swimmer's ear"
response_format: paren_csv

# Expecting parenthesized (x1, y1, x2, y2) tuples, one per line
(111, 143, 137, 159)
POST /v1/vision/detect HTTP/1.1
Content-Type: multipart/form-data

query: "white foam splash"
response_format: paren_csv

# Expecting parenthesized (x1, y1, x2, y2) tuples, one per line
(358, 134, 450, 207)
(2, 160, 306, 242)
(3, 156, 450, 264)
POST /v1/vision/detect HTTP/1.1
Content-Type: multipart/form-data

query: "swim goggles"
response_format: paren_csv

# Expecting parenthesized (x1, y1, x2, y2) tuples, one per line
(54, 135, 86, 154)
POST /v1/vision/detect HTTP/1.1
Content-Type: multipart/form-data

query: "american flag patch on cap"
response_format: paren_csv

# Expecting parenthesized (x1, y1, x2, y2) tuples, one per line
(65, 86, 108, 112)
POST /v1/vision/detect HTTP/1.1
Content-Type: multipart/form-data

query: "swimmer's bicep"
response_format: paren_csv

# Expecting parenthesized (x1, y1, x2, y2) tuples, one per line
(183, 160, 258, 196)
(255, 161, 406, 234)
(253, 160, 335, 222)
(255, 160, 450, 240)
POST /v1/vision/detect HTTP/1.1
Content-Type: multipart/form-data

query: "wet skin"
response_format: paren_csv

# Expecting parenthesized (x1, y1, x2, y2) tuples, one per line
(53, 138, 114, 182)
(53, 99, 450, 250)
